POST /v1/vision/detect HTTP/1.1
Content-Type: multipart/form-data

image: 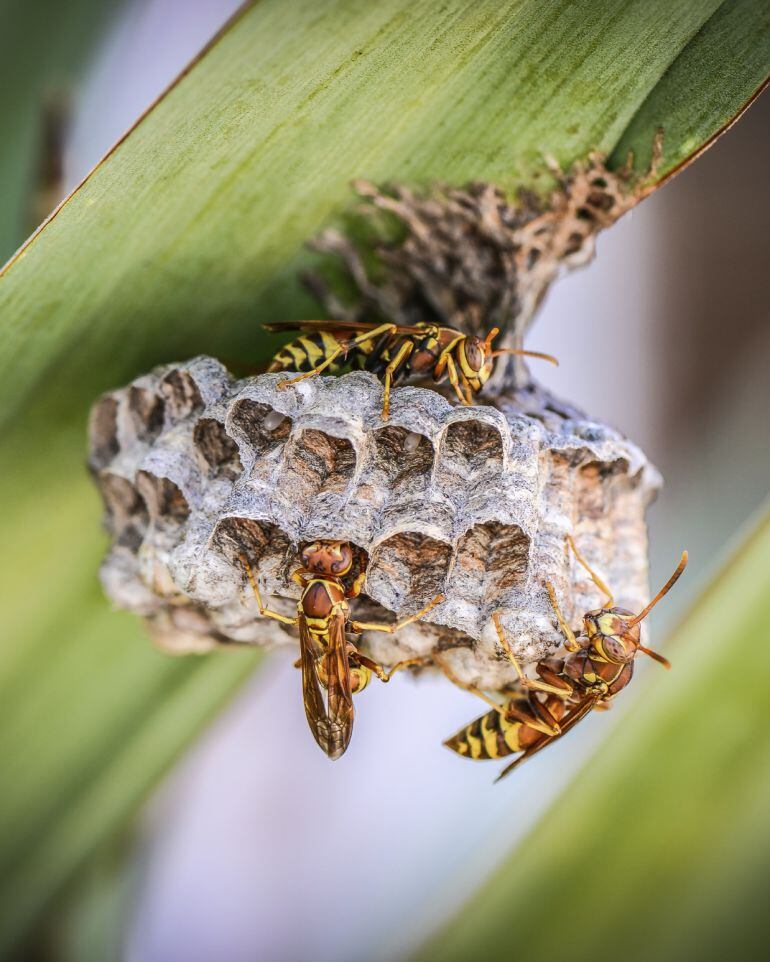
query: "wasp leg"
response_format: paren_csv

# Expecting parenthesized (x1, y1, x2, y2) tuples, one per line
(432, 654, 507, 713)
(345, 570, 367, 599)
(442, 354, 471, 406)
(277, 323, 398, 389)
(566, 534, 614, 606)
(527, 695, 563, 736)
(239, 554, 297, 625)
(545, 582, 580, 652)
(535, 663, 576, 698)
(492, 613, 573, 697)
(505, 700, 560, 738)
(381, 340, 414, 419)
(349, 593, 444, 634)
(354, 653, 434, 683)
(291, 570, 310, 588)
(437, 349, 474, 404)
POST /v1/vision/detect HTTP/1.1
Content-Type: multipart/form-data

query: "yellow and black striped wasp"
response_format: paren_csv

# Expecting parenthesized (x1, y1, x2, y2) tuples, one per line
(240, 540, 443, 759)
(264, 319, 557, 418)
(444, 536, 688, 781)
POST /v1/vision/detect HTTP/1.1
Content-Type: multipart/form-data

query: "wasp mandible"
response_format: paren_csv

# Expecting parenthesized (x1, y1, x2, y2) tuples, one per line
(263, 319, 557, 418)
(444, 536, 688, 781)
(240, 540, 443, 759)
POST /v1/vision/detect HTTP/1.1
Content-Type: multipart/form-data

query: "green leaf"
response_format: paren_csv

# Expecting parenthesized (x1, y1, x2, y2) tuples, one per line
(0, 1, 767, 954)
(411, 503, 770, 962)
(612, 0, 770, 180)
(0, 436, 259, 959)
(0, 0, 125, 261)
(0, 417, 260, 958)
(2, 0, 769, 433)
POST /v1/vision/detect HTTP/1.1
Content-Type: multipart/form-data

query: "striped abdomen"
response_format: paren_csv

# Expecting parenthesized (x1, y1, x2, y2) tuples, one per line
(267, 331, 378, 374)
(445, 696, 567, 761)
(444, 707, 524, 760)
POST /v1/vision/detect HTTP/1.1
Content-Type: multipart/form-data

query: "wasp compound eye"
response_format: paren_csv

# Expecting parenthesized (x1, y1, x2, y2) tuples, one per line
(598, 633, 629, 663)
(464, 337, 485, 372)
(330, 542, 353, 574)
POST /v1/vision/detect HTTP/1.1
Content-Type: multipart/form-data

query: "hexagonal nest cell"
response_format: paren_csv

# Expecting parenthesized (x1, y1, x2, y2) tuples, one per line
(89, 357, 661, 689)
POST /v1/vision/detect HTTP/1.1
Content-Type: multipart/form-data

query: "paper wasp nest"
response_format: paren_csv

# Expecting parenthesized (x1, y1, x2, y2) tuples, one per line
(90, 356, 660, 690)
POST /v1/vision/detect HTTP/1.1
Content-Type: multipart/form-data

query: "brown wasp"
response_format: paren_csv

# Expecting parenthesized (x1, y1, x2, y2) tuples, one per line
(240, 540, 443, 759)
(444, 536, 688, 781)
(264, 319, 557, 418)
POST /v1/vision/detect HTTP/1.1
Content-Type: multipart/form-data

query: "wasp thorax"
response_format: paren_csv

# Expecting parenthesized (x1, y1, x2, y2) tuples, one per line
(303, 580, 346, 619)
(90, 357, 660, 690)
(301, 540, 353, 577)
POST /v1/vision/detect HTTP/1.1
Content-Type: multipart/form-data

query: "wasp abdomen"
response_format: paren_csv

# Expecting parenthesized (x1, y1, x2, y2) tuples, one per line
(445, 694, 569, 762)
(268, 331, 348, 374)
(445, 709, 522, 760)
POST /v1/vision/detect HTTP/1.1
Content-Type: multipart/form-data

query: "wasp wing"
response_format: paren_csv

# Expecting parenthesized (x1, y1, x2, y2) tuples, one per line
(494, 695, 599, 783)
(298, 612, 354, 760)
(263, 318, 425, 336)
(323, 610, 355, 757)
(298, 617, 329, 751)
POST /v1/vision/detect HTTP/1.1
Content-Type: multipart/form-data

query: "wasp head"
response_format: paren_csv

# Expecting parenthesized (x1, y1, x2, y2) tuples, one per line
(584, 607, 640, 664)
(463, 327, 559, 393)
(300, 540, 354, 577)
(455, 334, 493, 392)
(569, 543, 685, 670)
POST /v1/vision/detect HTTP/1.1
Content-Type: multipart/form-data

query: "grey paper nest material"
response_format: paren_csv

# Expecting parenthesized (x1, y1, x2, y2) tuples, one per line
(305, 157, 644, 393)
(90, 357, 661, 689)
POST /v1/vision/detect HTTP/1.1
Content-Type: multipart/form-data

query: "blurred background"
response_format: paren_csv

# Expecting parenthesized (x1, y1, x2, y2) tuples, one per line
(2, 2, 769, 961)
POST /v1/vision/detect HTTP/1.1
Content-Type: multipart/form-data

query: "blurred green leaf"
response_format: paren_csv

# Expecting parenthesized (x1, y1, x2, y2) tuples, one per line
(0, 1, 768, 957)
(2, 0, 769, 432)
(53, 839, 138, 962)
(0, 417, 259, 958)
(0, 0, 124, 261)
(412, 503, 770, 962)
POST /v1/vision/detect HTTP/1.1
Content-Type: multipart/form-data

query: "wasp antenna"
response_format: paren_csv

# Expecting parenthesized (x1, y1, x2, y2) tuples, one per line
(638, 645, 671, 669)
(627, 551, 688, 627)
(483, 327, 501, 352)
(490, 348, 559, 367)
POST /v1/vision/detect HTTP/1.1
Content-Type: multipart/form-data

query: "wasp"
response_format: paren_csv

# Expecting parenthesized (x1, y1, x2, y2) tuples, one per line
(240, 540, 443, 759)
(263, 319, 557, 418)
(444, 536, 688, 781)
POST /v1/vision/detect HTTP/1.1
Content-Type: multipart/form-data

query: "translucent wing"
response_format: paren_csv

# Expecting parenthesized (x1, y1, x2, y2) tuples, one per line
(298, 612, 354, 760)
(323, 610, 355, 757)
(298, 617, 329, 752)
(263, 318, 425, 336)
(494, 695, 599, 783)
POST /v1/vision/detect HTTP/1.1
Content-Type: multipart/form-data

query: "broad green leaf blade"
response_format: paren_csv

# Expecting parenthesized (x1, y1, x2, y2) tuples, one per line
(0, 0, 125, 261)
(3, 0, 767, 433)
(0, 420, 260, 959)
(52, 840, 138, 962)
(612, 0, 770, 180)
(412, 504, 770, 962)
